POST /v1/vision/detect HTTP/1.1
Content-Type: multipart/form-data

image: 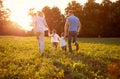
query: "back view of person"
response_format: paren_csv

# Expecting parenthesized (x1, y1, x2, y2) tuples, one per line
(33, 11, 49, 53)
(48, 29, 60, 50)
(64, 10, 81, 53)
(60, 32, 67, 51)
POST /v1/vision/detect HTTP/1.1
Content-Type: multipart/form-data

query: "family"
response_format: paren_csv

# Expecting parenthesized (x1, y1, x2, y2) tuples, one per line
(32, 10, 81, 53)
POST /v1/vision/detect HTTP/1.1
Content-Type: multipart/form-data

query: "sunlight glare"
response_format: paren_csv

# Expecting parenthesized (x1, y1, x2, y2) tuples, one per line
(95, 0, 103, 3)
(3, 0, 89, 31)
(3, 0, 116, 31)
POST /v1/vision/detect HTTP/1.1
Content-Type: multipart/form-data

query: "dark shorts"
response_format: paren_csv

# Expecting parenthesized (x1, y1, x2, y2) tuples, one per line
(52, 42, 58, 47)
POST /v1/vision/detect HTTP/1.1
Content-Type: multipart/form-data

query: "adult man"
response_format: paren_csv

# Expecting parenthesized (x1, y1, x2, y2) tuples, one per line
(64, 10, 81, 53)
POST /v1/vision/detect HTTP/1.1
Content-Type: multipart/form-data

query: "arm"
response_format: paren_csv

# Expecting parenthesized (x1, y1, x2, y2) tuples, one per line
(45, 24, 49, 30)
(48, 31, 52, 37)
(64, 21, 69, 37)
(43, 19, 50, 31)
(77, 21, 81, 34)
(58, 35, 61, 41)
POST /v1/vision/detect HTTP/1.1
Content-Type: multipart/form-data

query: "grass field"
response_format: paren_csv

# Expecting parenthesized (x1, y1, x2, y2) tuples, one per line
(0, 36, 120, 79)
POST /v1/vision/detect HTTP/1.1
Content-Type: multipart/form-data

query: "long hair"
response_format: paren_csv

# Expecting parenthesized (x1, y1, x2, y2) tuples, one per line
(38, 11, 45, 18)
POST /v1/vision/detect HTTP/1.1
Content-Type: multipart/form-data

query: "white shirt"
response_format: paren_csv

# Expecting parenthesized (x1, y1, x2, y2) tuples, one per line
(49, 33, 60, 42)
(60, 37, 66, 47)
(33, 16, 48, 32)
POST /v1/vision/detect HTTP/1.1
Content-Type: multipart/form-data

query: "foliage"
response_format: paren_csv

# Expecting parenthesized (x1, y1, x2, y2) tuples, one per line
(0, 36, 120, 79)
(0, 0, 10, 21)
(65, 0, 120, 37)
(0, 0, 120, 37)
(0, 0, 10, 34)
(65, 1, 82, 18)
(42, 6, 65, 35)
(0, 0, 28, 36)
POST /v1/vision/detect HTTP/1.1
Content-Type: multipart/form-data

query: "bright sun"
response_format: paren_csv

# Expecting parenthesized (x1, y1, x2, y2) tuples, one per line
(10, 12, 33, 31)
(3, 0, 115, 31)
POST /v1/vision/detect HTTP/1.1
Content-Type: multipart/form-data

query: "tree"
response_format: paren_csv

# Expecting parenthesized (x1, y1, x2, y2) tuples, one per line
(65, 1, 83, 18)
(110, 0, 120, 37)
(0, 0, 11, 34)
(100, 0, 120, 37)
(64, 0, 120, 37)
(2, 21, 26, 36)
(42, 6, 65, 35)
(42, 6, 53, 30)
(51, 7, 65, 34)
(101, 0, 113, 36)
(0, 0, 27, 36)
(82, 0, 103, 37)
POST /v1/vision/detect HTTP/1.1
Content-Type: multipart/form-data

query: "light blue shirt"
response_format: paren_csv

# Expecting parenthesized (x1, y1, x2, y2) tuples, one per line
(66, 15, 80, 32)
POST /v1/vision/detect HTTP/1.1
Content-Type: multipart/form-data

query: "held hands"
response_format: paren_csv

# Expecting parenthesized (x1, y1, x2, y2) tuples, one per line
(64, 31, 80, 37)
(47, 27, 50, 33)
(48, 29, 50, 33)
(64, 32, 68, 37)
(77, 32, 80, 36)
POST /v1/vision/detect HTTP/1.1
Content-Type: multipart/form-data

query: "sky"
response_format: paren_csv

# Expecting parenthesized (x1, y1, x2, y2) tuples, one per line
(3, 0, 117, 30)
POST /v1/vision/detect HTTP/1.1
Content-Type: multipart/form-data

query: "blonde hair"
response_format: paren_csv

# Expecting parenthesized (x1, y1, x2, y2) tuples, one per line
(37, 11, 45, 18)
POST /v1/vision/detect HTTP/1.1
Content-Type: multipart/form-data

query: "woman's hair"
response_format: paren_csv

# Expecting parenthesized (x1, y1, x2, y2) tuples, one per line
(37, 11, 45, 18)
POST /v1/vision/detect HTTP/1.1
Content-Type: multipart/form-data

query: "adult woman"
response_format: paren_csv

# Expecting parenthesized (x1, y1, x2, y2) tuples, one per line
(33, 11, 49, 53)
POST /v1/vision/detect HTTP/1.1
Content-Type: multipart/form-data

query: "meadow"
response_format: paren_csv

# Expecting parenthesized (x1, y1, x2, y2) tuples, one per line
(0, 36, 120, 79)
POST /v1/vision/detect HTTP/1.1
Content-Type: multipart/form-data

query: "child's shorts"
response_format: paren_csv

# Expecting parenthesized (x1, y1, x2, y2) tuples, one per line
(61, 46, 67, 51)
(52, 42, 58, 46)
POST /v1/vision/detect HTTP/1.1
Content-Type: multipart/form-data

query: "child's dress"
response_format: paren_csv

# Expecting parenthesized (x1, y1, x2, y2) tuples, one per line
(60, 37, 66, 47)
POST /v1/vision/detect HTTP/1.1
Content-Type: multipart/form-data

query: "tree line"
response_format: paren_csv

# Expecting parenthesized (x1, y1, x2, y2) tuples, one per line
(0, 0, 120, 37)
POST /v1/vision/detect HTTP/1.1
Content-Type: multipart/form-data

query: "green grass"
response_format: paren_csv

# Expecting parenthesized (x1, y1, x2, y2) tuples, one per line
(0, 36, 120, 79)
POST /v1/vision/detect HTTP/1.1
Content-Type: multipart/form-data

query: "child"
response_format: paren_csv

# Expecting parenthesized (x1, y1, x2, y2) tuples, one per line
(48, 29, 60, 50)
(60, 32, 67, 51)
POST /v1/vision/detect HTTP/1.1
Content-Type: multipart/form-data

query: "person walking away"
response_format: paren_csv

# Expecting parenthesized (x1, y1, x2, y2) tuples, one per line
(33, 11, 49, 53)
(48, 29, 60, 50)
(60, 32, 67, 51)
(64, 10, 81, 53)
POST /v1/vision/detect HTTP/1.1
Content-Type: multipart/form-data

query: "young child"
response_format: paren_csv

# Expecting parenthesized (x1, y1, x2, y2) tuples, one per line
(48, 29, 60, 50)
(60, 32, 67, 51)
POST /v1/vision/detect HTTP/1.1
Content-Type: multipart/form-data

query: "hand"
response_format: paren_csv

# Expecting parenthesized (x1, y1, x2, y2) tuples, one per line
(64, 33, 68, 37)
(47, 29, 50, 36)
(48, 29, 50, 33)
(77, 32, 79, 36)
